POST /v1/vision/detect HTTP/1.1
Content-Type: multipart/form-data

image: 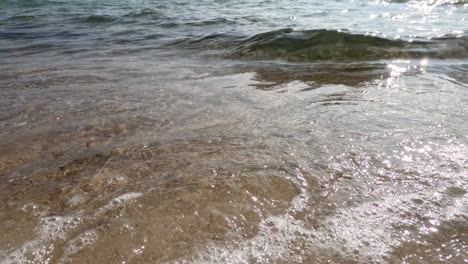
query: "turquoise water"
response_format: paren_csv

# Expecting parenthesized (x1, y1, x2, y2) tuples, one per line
(0, 1, 467, 263)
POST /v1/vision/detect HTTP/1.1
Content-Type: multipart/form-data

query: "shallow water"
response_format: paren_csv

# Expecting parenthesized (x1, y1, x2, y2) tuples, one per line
(1, 0, 467, 263)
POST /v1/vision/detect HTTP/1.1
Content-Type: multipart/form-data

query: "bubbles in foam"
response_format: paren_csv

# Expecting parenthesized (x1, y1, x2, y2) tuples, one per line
(39, 216, 83, 241)
(96, 192, 143, 215)
(178, 168, 467, 264)
(1, 215, 79, 264)
(180, 171, 314, 264)
(0, 192, 143, 264)
(67, 193, 87, 208)
(20, 203, 46, 217)
(60, 229, 99, 263)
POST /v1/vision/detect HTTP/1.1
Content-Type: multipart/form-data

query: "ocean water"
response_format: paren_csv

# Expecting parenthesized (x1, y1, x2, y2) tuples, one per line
(0, 0, 467, 263)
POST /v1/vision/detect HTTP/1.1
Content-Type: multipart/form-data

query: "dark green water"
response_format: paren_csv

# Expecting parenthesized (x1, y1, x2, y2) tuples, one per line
(0, 0, 467, 263)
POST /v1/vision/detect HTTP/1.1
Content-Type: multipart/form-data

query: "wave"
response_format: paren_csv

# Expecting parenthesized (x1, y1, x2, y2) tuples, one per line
(388, 0, 467, 5)
(4, 15, 36, 22)
(81, 15, 118, 24)
(228, 29, 468, 61)
(123, 8, 164, 18)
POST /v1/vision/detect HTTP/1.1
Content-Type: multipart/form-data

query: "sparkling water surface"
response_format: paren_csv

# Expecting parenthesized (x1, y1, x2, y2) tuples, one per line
(0, 0, 467, 263)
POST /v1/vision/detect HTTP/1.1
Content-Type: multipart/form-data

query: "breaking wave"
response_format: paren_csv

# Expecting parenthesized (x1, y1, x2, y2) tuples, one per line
(228, 28, 468, 61)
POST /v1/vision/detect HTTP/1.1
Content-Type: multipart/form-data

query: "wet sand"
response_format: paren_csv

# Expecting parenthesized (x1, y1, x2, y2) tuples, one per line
(0, 55, 467, 263)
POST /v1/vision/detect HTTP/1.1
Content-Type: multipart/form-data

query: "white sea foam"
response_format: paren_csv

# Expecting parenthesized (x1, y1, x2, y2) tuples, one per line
(181, 181, 467, 264)
(1, 215, 81, 264)
(0, 192, 143, 264)
(60, 229, 99, 264)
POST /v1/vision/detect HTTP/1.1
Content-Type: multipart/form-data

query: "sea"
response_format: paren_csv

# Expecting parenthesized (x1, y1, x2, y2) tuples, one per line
(0, 0, 467, 263)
